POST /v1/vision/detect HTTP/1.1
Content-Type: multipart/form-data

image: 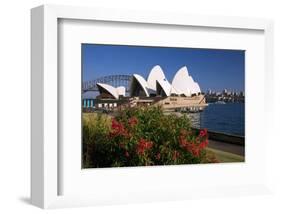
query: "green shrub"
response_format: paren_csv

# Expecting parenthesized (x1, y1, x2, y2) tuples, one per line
(83, 106, 217, 168)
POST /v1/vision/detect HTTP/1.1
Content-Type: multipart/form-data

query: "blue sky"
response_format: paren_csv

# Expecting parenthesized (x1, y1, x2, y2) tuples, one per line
(82, 44, 245, 93)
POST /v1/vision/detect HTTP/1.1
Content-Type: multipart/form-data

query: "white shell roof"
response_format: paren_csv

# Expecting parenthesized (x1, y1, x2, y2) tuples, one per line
(131, 74, 150, 97)
(156, 79, 171, 96)
(171, 66, 201, 96)
(193, 82, 201, 94)
(170, 85, 184, 95)
(172, 66, 192, 96)
(96, 83, 119, 99)
(147, 65, 166, 91)
(122, 65, 201, 98)
(116, 86, 126, 97)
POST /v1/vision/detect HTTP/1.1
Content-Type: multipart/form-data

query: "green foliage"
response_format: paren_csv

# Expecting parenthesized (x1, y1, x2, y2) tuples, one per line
(82, 113, 111, 167)
(83, 106, 217, 168)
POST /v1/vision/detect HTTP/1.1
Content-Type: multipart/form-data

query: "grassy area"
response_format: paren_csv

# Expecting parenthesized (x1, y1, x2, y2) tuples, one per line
(206, 147, 244, 163)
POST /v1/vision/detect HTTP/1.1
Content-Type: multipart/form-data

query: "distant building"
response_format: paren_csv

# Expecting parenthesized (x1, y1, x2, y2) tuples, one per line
(204, 88, 245, 104)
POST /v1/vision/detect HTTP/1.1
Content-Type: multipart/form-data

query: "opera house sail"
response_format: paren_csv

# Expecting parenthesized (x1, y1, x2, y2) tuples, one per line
(91, 65, 207, 112)
(96, 83, 125, 99)
(130, 74, 150, 97)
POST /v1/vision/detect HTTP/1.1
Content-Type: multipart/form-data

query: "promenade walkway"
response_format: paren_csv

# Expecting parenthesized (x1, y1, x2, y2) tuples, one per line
(208, 139, 244, 156)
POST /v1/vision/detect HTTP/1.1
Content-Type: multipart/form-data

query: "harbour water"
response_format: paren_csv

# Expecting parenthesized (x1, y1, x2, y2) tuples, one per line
(187, 103, 245, 136)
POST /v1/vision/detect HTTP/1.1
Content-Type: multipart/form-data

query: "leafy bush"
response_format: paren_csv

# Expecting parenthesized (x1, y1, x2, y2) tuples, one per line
(83, 106, 218, 168)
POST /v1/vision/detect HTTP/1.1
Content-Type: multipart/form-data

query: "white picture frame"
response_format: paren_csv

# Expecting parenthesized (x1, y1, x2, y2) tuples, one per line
(31, 4, 274, 209)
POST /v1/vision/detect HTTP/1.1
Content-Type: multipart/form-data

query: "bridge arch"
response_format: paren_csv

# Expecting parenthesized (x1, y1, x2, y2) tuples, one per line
(83, 75, 132, 93)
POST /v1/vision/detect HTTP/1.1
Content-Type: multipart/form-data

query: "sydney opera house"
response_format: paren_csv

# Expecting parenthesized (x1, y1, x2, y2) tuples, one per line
(94, 65, 207, 111)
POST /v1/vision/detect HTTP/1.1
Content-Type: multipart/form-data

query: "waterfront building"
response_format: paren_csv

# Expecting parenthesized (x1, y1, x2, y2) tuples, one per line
(130, 65, 201, 98)
(86, 65, 207, 112)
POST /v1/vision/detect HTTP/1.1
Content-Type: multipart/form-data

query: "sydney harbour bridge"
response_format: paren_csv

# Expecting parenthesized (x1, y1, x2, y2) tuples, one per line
(82, 74, 132, 93)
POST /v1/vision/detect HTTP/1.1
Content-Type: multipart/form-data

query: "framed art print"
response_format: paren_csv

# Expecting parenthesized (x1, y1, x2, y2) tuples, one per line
(31, 5, 274, 209)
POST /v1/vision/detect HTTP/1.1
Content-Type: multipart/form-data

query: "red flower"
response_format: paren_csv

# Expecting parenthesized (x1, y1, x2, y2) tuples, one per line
(128, 117, 138, 127)
(110, 118, 129, 137)
(199, 140, 209, 149)
(199, 128, 208, 138)
(136, 138, 153, 155)
(179, 135, 201, 157)
(187, 143, 198, 157)
(111, 118, 124, 132)
(191, 146, 200, 157)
